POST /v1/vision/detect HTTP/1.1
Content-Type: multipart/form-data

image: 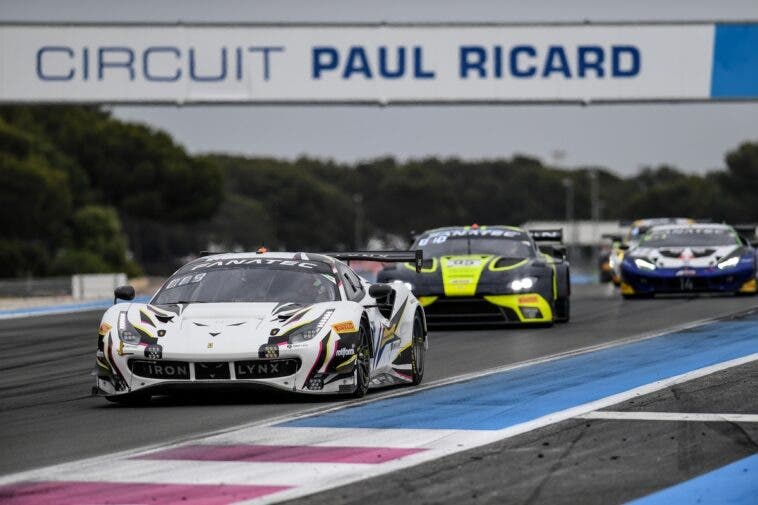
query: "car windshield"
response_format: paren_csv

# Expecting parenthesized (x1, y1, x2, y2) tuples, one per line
(152, 266, 339, 304)
(640, 228, 738, 248)
(413, 236, 534, 258)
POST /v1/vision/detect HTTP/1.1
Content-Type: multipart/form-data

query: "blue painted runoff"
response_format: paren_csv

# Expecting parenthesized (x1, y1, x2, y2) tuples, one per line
(282, 315, 758, 430)
(628, 453, 758, 505)
(711, 24, 758, 98)
(0, 296, 150, 318)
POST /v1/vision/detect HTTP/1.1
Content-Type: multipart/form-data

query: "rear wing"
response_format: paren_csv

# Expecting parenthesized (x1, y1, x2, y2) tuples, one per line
(529, 229, 563, 243)
(322, 250, 424, 273)
(732, 223, 757, 237)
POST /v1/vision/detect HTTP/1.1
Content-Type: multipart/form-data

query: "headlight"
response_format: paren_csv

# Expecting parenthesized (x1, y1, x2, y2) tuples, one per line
(117, 311, 140, 343)
(716, 256, 740, 270)
(510, 277, 535, 291)
(634, 258, 656, 271)
(288, 309, 333, 344)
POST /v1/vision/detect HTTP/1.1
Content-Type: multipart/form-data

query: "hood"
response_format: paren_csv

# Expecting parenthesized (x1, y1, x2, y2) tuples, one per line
(631, 245, 741, 269)
(437, 254, 528, 296)
(118, 301, 329, 359)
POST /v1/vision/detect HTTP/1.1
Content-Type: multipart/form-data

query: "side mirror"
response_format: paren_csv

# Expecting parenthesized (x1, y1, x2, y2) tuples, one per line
(368, 284, 393, 299)
(114, 285, 136, 304)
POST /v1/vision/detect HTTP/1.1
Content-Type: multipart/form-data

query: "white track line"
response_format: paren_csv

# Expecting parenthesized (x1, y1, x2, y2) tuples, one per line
(577, 411, 758, 422)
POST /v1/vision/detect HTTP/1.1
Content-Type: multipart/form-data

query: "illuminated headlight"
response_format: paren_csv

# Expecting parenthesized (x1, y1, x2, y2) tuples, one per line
(117, 311, 140, 343)
(634, 258, 656, 271)
(289, 309, 334, 343)
(717, 256, 740, 270)
(510, 277, 535, 291)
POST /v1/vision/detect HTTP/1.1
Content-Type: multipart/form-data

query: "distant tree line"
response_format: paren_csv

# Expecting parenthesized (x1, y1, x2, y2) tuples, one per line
(1, 105, 756, 277)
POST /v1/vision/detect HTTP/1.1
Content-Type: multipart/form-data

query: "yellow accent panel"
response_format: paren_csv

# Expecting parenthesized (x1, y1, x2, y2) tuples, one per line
(739, 279, 757, 293)
(620, 282, 635, 294)
(488, 258, 528, 272)
(541, 253, 558, 299)
(335, 354, 356, 371)
(417, 296, 438, 307)
(483, 293, 553, 322)
(440, 255, 492, 297)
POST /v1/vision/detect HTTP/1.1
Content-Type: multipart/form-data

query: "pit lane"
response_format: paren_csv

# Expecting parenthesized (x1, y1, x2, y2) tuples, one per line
(0, 284, 755, 483)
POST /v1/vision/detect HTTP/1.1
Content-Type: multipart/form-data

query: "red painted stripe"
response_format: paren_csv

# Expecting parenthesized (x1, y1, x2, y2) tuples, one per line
(0, 481, 288, 505)
(138, 444, 425, 464)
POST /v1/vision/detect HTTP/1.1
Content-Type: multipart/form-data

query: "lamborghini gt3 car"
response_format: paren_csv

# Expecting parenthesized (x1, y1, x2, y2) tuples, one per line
(620, 223, 757, 298)
(93, 251, 428, 403)
(377, 225, 570, 326)
(601, 217, 694, 285)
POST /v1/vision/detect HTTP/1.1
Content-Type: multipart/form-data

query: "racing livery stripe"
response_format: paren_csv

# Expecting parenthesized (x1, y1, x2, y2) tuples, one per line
(0, 481, 289, 505)
(137, 444, 425, 464)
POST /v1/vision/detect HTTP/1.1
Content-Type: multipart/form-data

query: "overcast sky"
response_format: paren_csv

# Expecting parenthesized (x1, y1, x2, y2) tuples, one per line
(4, 0, 758, 175)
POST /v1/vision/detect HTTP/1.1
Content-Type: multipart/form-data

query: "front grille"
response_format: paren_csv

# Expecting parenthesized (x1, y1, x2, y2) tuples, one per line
(234, 358, 301, 379)
(424, 297, 518, 324)
(194, 362, 231, 380)
(636, 274, 740, 292)
(130, 360, 190, 380)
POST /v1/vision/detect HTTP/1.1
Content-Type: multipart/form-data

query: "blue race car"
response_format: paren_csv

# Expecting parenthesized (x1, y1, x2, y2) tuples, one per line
(620, 223, 757, 298)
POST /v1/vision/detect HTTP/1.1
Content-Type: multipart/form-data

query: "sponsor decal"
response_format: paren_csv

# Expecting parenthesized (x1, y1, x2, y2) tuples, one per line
(130, 360, 190, 379)
(332, 321, 357, 333)
(207, 342, 213, 349)
(676, 269, 697, 276)
(450, 278, 472, 284)
(446, 258, 482, 267)
(235, 359, 300, 378)
(190, 258, 319, 271)
(335, 346, 355, 357)
(98, 322, 112, 336)
(518, 295, 539, 304)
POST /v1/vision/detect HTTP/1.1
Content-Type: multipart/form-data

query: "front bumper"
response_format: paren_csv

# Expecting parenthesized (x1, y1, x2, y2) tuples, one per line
(418, 293, 553, 325)
(620, 265, 757, 294)
(94, 342, 357, 398)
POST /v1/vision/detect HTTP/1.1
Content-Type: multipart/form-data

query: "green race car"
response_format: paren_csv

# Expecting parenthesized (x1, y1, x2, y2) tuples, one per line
(377, 225, 570, 326)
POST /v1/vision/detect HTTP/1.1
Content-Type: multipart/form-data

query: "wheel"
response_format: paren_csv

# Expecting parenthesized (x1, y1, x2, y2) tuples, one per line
(554, 297, 570, 323)
(351, 316, 371, 398)
(105, 391, 150, 405)
(410, 315, 426, 385)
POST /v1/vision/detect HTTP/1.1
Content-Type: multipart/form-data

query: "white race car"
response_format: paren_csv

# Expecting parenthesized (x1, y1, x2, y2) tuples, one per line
(93, 251, 427, 403)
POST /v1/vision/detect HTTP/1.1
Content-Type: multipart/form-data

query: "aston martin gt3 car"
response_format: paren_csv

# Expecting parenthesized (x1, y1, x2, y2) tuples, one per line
(93, 251, 427, 403)
(377, 225, 570, 326)
(620, 223, 757, 298)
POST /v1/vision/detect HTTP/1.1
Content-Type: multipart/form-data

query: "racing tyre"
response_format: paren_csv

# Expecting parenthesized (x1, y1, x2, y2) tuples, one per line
(352, 316, 371, 398)
(410, 314, 425, 385)
(554, 297, 570, 323)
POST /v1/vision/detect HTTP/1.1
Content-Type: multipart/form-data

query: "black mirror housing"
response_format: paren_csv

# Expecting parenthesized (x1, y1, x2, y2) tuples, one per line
(368, 283, 393, 299)
(114, 285, 136, 303)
